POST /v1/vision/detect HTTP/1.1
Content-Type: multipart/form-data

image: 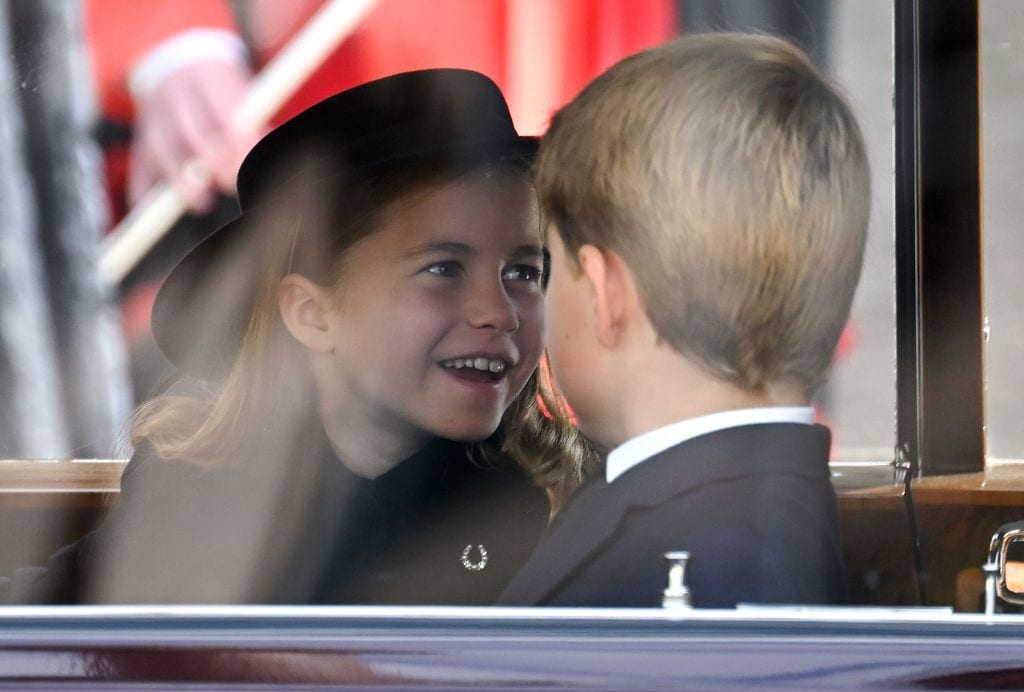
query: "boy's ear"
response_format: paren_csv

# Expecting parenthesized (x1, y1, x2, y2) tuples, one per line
(278, 274, 335, 353)
(577, 244, 638, 349)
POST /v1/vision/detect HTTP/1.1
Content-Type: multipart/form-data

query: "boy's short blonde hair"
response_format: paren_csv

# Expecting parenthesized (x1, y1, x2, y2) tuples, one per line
(538, 33, 870, 397)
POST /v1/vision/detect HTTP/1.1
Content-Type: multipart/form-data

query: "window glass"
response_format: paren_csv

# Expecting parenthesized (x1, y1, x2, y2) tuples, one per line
(982, 0, 1024, 460)
(0, 1, 898, 607)
(0, 2, 897, 464)
(824, 0, 896, 462)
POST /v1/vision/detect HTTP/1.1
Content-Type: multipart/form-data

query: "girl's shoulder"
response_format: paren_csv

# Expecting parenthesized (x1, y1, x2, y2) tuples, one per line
(117, 443, 254, 517)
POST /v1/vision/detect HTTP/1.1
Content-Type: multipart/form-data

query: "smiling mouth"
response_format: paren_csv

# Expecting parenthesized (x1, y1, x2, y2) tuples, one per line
(440, 357, 508, 380)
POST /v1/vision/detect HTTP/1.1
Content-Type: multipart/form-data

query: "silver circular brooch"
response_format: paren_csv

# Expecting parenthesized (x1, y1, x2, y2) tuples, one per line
(460, 543, 488, 571)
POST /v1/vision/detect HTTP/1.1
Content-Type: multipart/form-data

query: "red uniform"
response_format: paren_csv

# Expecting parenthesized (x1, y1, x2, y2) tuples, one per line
(87, 0, 676, 132)
(85, 0, 675, 360)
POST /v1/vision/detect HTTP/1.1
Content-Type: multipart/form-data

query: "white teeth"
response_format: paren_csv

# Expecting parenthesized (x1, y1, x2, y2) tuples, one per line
(442, 357, 507, 373)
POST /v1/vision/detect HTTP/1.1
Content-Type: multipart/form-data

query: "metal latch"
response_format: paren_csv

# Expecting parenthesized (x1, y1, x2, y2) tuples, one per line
(662, 551, 692, 609)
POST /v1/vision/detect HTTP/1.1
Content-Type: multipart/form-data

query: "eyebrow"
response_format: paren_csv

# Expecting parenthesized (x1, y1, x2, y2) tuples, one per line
(404, 242, 544, 260)
(511, 244, 545, 260)
(404, 241, 474, 258)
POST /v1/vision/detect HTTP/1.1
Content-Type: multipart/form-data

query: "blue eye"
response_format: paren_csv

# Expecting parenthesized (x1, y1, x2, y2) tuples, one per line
(503, 264, 544, 284)
(426, 261, 463, 278)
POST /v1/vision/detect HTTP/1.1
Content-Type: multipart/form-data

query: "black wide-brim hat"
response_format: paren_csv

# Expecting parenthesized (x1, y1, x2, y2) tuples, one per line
(152, 68, 537, 380)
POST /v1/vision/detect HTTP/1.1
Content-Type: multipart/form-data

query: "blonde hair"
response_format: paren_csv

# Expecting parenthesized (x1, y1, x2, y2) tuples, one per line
(132, 158, 595, 514)
(538, 33, 871, 397)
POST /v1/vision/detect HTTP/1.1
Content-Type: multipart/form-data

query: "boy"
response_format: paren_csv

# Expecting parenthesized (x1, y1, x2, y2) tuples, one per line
(500, 34, 869, 608)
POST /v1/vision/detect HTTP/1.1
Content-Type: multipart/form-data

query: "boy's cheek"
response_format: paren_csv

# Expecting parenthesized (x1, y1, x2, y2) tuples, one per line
(545, 346, 592, 434)
(545, 292, 604, 418)
(546, 325, 582, 389)
(520, 300, 545, 349)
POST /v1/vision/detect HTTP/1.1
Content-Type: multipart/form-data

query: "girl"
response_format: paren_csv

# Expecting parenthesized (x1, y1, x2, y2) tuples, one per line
(17, 69, 592, 604)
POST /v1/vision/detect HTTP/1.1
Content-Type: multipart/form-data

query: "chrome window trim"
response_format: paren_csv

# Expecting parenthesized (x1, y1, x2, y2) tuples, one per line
(2, 604, 1021, 626)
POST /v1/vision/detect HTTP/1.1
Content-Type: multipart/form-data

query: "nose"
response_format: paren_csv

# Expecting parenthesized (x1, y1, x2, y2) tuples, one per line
(467, 280, 519, 333)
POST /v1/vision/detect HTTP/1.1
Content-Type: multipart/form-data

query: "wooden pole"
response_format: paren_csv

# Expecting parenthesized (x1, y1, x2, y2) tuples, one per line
(98, 0, 379, 285)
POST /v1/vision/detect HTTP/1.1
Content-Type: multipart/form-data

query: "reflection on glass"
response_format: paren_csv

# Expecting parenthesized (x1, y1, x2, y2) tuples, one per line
(0, 1, 899, 608)
(825, 0, 896, 462)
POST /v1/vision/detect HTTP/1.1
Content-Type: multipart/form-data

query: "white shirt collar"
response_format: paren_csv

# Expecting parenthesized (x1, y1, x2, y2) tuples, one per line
(605, 406, 816, 483)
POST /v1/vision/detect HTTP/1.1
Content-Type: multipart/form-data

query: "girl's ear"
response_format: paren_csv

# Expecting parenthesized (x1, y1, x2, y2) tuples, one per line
(577, 244, 638, 349)
(278, 274, 335, 353)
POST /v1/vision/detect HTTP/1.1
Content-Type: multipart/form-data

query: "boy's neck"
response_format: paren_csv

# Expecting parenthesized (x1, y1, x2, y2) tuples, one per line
(595, 346, 809, 450)
(622, 378, 808, 441)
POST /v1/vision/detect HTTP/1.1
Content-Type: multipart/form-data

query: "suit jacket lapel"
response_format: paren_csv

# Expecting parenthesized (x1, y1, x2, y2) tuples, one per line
(498, 473, 625, 604)
(498, 423, 831, 605)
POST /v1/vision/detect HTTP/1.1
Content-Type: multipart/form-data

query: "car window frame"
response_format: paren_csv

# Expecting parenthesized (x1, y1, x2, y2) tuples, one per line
(8, 8, 1024, 681)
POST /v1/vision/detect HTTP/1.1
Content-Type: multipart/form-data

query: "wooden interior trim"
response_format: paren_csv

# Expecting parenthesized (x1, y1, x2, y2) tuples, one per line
(0, 460, 127, 493)
(837, 484, 904, 499)
(911, 465, 1024, 505)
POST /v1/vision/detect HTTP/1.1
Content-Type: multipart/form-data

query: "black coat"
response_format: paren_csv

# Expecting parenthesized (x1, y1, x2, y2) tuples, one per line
(5, 431, 548, 604)
(498, 423, 846, 608)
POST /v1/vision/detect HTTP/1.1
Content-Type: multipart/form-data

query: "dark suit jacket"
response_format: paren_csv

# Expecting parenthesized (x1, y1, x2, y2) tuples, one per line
(4, 433, 547, 605)
(498, 423, 846, 608)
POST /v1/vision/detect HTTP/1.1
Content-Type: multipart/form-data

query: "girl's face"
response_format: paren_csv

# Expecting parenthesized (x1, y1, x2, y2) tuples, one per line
(315, 170, 544, 454)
